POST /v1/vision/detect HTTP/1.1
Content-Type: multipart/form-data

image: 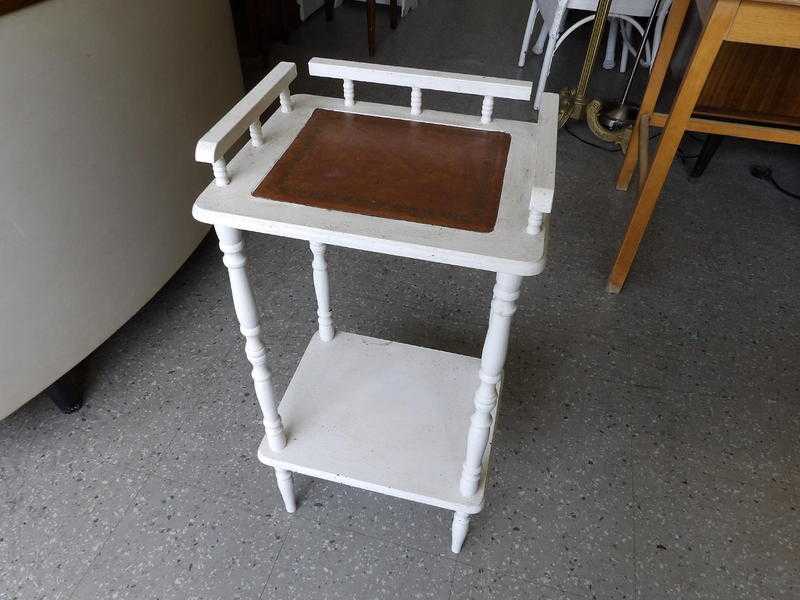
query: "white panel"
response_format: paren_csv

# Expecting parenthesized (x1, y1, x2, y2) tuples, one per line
(0, 0, 243, 419)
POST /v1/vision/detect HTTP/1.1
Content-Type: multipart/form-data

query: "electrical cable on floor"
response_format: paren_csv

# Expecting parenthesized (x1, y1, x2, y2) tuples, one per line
(563, 124, 664, 153)
(750, 165, 800, 200)
(563, 123, 621, 152)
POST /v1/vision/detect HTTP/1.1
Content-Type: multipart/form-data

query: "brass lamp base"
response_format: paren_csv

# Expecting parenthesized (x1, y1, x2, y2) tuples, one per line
(558, 87, 588, 127)
(586, 100, 634, 151)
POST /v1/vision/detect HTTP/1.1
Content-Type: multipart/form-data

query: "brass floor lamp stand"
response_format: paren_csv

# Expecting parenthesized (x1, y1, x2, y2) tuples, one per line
(557, 0, 614, 128)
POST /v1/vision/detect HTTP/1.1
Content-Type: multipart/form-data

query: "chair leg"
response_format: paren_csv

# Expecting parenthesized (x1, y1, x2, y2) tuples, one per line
(603, 17, 619, 69)
(651, 0, 673, 70)
(619, 22, 631, 72)
(533, 17, 560, 110)
(275, 469, 297, 513)
(451, 512, 470, 553)
(518, 0, 539, 67)
(532, 19, 549, 54)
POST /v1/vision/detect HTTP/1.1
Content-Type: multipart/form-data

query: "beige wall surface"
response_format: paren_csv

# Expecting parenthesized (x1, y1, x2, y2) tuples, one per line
(0, 0, 243, 418)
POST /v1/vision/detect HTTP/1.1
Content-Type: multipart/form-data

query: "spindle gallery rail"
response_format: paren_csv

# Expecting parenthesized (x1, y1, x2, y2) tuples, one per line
(191, 59, 558, 554)
(195, 61, 297, 186)
(307, 57, 533, 124)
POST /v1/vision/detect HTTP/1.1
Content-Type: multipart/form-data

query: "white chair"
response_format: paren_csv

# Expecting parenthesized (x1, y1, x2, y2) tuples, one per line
(518, 0, 670, 109)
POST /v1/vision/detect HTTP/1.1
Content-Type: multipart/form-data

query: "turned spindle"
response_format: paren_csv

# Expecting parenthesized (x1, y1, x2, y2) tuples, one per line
(526, 209, 544, 235)
(279, 90, 293, 113)
(480, 95, 494, 124)
(343, 79, 355, 107)
(410, 87, 422, 116)
(249, 121, 265, 147)
(309, 242, 335, 342)
(212, 158, 230, 186)
(459, 272, 522, 496)
(215, 225, 286, 451)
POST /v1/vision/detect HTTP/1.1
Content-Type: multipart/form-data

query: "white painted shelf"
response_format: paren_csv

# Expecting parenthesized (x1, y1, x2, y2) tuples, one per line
(258, 332, 497, 514)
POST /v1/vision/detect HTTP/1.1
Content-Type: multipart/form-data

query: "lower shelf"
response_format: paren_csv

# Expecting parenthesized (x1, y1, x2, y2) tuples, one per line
(258, 331, 496, 514)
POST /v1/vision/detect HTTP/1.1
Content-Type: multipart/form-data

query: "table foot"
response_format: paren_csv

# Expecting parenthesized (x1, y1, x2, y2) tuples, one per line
(276, 468, 297, 513)
(451, 511, 470, 553)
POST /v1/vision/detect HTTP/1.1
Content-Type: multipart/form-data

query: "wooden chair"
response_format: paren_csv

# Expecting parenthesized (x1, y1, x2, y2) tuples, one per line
(325, 0, 402, 56)
(192, 58, 558, 553)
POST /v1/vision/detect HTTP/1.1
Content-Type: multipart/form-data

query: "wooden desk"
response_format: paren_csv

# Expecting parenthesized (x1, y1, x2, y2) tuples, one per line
(608, 0, 800, 292)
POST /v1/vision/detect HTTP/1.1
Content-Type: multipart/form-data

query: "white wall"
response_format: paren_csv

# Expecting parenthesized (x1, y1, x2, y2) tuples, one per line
(0, 0, 243, 418)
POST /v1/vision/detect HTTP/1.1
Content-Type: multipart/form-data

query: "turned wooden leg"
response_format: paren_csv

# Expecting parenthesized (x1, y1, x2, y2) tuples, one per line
(367, 0, 376, 56)
(451, 512, 470, 553)
(459, 273, 522, 496)
(616, 0, 692, 191)
(275, 468, 297, 513)
(309, 242, 335, 342)
(608, 0, 738, 293)
(215, 225, 286, 451)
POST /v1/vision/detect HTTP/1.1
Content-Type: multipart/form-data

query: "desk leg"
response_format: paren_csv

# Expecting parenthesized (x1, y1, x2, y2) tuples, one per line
(455, 273, 521, 551)
(451, 512, 469, 553)
(607, 0, 738, 293)
(309, 242, 335, 341)
(616, 0, 692, 192)
(459, 273, 521, 497)
(215, 226, 295, 511)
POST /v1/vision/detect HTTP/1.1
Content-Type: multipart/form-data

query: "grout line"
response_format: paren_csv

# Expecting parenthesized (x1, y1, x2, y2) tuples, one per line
(447, 558, 458, 600)
(626, 394, 640, 600)
(258, 519, 292, 600)
(62, 426, 184, 600)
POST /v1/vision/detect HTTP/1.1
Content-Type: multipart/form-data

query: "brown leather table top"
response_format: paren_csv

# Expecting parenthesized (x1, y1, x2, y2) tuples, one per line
(253, 109, 511, 232)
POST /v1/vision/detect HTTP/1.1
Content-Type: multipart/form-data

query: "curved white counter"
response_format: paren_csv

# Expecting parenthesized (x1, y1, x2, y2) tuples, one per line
(0, 0, 243, 418)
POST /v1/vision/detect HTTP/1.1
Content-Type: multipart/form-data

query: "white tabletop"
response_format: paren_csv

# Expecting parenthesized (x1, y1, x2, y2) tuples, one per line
(193, 94, 556, 276)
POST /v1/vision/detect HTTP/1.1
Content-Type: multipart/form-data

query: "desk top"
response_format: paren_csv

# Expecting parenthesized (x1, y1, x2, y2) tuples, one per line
(254, 109, 511, 233)
(193, 94, 557, 276)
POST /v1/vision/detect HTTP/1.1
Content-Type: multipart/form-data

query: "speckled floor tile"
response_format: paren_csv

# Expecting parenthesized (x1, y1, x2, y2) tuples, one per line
(451, 563, 575, 600)
(264, 518, 455, 600)
(68, 475, 291, 600)
(0, 453, 148, 600)
(633, 477, 798, 600)
(457, 441, 635, 600)
(629, 390, 800, 500)
(297, 482, 454, 557)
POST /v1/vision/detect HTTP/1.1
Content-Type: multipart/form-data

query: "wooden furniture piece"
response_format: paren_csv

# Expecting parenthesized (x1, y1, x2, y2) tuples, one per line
(325, 0, 400, 56)
(518, 0, 671, 108)
(192, 58, 557, 553)
(608, 0, 800, 292)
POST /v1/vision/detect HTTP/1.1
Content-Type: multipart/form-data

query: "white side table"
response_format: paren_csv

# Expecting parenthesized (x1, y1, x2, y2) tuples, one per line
(192, 58, 558, 553)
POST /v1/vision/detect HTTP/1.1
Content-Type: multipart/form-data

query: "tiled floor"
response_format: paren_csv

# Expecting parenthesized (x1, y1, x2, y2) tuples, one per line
(2, 1, 799, 599)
